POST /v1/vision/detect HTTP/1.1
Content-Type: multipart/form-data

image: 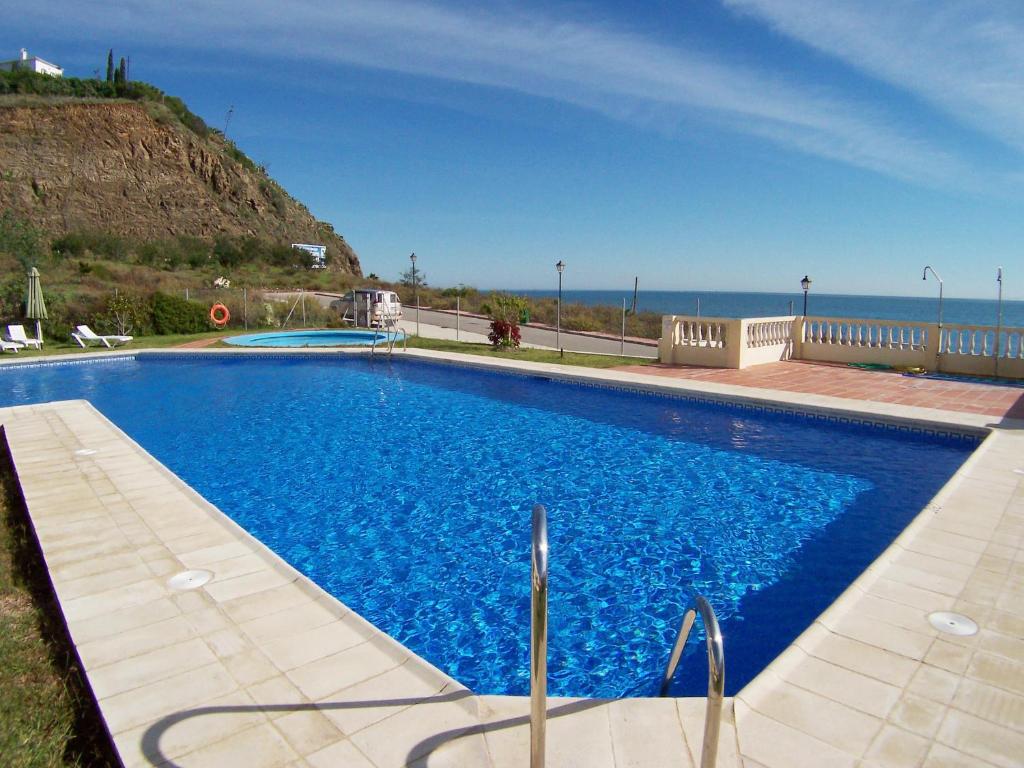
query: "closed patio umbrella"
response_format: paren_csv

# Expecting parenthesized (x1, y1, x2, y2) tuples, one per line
(25, 266, 47, 343)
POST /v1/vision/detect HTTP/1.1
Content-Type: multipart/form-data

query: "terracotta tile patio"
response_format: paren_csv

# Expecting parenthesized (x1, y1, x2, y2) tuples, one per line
(615, 360, 1024, 419)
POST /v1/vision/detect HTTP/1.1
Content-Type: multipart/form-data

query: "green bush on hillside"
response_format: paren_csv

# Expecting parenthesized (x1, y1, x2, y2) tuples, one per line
(0, 70, 210, 137)
(47, 228, 332, 273)
(0, 210, 44, 268)
(52, 231, 129, 261)
(151, 291, 210, 334)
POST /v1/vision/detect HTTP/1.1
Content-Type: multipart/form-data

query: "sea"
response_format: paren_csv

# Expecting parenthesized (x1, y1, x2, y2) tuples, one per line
(517, 290, 1024, 328)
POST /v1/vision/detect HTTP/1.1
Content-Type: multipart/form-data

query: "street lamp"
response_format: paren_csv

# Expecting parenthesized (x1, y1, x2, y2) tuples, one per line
(410, 252, 419, 337)
(800, 275, 811, 316)
(555, 260, 565, 350)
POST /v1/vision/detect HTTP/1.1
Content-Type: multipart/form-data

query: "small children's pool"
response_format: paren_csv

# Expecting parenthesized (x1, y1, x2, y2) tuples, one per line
(225, 329, 399, 347)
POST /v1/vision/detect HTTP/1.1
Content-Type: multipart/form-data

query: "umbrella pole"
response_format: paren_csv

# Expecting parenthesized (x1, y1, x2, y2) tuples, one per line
(35, 319, 42, 343)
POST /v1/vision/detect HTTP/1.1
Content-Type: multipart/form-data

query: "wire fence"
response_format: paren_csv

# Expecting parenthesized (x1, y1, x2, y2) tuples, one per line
(180, 287, 339, 330)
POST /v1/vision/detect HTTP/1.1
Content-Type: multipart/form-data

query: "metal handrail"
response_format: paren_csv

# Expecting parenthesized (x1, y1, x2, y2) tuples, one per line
(530, 504, 548, 768)
(385, 310, 406, 354)
(370, 309, 405, 357)
(659, 595, 725, 768)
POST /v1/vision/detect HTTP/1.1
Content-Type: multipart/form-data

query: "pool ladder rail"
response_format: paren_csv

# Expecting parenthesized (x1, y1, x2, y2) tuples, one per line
(659, 595, 726, 768)
(529, 504, 725, 768)
(372, 309, 406, 356)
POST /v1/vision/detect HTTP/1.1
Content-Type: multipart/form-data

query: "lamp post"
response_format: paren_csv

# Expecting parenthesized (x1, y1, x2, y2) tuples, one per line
(555, 260, 565, 350)
(995, 267, 1004, 377)
(410, 252, 419, 337)
(800, 275, 811, 316)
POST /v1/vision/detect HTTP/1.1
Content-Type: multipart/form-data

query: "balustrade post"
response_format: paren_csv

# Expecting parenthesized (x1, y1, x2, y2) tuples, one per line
(927, 323, 941, 372)
(792, 316, 806, 360)
(659, 316, 675, 363)
(728, 319, 744, 368)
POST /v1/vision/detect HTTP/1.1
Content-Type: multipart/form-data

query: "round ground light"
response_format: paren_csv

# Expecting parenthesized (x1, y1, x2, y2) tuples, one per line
(167, 569, 214, 591)
(928, 611, 978, 636)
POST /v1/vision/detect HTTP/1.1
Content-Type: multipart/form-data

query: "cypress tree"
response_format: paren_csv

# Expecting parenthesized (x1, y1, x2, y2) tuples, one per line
(106, 49, 114, 82)
(118, 57, 127, 84)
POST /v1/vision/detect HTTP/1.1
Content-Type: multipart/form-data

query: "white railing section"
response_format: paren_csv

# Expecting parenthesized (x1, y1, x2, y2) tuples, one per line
(659, 314, 1023, 378)
(941, 325, 1023, 359)
(675, 318, 728, 348)
(746, 318, 793, 348)
(804, 318, 931, 351)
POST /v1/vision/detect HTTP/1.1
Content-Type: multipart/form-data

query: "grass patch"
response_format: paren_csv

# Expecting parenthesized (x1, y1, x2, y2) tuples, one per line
(0, 331, 232, 360)
(404, 336, 652, 368)
(201, 334, 653, 368)
(0, 437, 117, 766)
(0, 329, 657, 369)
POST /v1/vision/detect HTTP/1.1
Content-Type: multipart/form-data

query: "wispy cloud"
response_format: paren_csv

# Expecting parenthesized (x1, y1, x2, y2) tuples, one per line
(723, 0, 1024, 153)
(18, 1, 1010, 188)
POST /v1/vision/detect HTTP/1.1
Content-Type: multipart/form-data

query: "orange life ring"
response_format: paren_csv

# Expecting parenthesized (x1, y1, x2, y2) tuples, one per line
(210, 303, 230, 327)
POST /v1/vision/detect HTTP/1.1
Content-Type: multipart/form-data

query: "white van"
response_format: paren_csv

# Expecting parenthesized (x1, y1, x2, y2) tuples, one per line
(339, 289, 403, 327)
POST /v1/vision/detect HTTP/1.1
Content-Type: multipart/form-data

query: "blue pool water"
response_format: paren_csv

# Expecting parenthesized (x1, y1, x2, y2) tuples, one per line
(225, 329, 398, 347)
(0, 355, 975, 697)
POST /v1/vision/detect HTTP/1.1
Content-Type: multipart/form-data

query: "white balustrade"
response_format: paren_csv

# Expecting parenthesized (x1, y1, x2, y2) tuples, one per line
(803, 317, 931, 351)
(675, 318, 728, 348)
(658, 314, 1023, 378)
(746, 319, 793, 348)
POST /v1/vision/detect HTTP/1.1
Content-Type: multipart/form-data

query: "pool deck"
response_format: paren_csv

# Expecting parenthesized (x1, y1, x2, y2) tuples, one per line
(614, 360, 1024, 420)
(1, 347, 1022, 767)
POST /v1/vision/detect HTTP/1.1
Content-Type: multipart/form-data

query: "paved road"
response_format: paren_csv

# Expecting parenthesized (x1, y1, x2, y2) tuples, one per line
(294, 292, 658, 358)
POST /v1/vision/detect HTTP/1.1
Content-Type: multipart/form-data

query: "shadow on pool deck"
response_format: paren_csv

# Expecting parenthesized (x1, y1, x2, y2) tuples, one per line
(138, 693, 644, 768)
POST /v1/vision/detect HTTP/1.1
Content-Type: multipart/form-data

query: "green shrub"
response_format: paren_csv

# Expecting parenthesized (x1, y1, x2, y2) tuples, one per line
(0, 210, 44, 268)
(0, 71, 211, 138)
(52, 232, 87, 258)
(51, 231, 128, 261)
(151, 291, 210, 334)
(103, 291, 147, 336)
(213, 237, 243, 267)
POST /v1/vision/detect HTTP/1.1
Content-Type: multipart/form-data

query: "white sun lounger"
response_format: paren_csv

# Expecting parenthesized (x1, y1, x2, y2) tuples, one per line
(8, 324, 42, 350)
(72, 325, 134, 348)
(1, 339, 24, 353)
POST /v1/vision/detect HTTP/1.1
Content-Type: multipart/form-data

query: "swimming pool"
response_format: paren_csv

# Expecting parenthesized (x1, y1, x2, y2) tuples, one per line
(225, 329, 399, 347)
(0, 354, 975, 697)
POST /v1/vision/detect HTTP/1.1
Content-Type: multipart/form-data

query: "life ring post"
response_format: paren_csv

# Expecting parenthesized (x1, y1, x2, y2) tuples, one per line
(210, 303, 231, 327)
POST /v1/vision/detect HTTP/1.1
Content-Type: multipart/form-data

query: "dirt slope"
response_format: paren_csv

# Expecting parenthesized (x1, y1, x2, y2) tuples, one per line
(0, 99, 360, 274)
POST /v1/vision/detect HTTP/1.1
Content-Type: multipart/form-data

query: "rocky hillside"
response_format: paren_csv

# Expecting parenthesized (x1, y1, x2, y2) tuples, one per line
(0, 98, 361, 274)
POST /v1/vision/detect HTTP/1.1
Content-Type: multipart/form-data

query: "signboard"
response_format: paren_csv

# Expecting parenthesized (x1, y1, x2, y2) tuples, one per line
(292, 243, 327, 268)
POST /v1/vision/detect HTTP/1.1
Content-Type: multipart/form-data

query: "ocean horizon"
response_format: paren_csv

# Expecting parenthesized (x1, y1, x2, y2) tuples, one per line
(514, 289, 1024, 328)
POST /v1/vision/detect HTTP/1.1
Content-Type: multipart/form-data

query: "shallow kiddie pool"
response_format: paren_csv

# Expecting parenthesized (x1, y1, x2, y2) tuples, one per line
(225, 329, 399, 347)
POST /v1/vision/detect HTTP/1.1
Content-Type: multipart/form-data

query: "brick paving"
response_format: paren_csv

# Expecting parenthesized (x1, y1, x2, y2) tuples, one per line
(175, 337, 222, 349)
(615, 360, 1024, 419)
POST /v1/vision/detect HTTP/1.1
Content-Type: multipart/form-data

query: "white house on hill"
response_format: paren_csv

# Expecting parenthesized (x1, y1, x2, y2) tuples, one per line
(1, 48, 63, 77)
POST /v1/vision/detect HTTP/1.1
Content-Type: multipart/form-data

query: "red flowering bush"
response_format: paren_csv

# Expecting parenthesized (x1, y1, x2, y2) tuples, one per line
(488, 319, 522, 348)
(486, 292, 528, 348)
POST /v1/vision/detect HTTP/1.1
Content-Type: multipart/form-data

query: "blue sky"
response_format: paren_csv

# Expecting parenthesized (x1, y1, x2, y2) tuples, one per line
(5, 1, 1022, 299)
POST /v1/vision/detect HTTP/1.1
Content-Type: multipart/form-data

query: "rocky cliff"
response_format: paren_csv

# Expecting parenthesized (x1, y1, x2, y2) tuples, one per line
(0, 99, 361, 274)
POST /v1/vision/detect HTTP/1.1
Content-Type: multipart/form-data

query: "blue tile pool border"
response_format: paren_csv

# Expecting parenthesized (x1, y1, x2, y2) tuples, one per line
(0, 349, 984, 445)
